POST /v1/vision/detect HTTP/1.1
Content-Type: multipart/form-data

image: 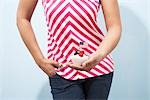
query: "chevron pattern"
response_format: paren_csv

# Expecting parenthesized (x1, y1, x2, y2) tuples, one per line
(42, 0, 114, 80)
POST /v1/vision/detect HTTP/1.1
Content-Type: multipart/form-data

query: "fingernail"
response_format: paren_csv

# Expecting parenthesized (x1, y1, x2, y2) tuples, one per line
(82, 63, 86, 66)
(59, 63, 62, 67)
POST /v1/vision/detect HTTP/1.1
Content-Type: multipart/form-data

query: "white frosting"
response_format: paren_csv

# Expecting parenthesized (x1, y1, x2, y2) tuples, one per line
(70, 54, 89, 66)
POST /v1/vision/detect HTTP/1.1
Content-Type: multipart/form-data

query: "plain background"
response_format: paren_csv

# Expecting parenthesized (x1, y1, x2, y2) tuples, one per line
(0, 0, 149, 100)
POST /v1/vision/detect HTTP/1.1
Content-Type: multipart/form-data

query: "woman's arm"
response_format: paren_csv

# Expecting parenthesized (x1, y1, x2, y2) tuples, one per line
(17, 0, 43, 64)
(95, 0, 122, 58)
(68, 0, 122, 71)
(16, 0, 61, 76)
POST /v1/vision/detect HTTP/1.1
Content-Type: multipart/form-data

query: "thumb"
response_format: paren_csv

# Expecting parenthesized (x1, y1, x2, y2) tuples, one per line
(82, 58, 93, 66)
(82, 60, 90, 66)
(51, 60, 62, 68)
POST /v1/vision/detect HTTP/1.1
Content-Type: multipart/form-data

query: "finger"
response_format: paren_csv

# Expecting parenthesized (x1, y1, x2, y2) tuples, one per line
(41, 65, 56, 77)
(70, 66, 85, 71)
(49, 72, 56, 77)
(65, 62, 73, 66)
(68, 63, 84, 70)
(48, 66, 57, 76)
(67, 63, 79, 68)
(82, 57, 94, 67)
(82, 60, 90, 67)
(69, 65, 90, 71)
(84, 68, 91, 72)
(50, 60, 62, 68)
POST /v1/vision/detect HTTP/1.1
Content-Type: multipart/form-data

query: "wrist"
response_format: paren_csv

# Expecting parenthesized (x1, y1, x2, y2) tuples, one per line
(95, 51, 106, 61)
(35, 56, 45, 66)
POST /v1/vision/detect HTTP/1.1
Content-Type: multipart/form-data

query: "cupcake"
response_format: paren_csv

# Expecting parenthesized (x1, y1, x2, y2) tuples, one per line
(70, 42, 89, 66)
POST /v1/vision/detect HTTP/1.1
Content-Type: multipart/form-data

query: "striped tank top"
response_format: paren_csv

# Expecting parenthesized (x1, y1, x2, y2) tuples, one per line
(42, 0, 114, 80)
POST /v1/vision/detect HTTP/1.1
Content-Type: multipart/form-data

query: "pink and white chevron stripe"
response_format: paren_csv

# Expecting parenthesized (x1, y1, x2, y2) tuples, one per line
(42, 0, 114, 80)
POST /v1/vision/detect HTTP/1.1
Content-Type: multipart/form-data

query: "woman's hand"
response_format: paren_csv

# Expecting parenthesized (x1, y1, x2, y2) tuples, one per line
(67, 53, 103, 72)
(16, 0, 62, 77)
(37, 58, 62, 77)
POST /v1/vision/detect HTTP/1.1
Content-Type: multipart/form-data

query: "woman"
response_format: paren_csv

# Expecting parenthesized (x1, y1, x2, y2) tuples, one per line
(17, 0, 121, 100)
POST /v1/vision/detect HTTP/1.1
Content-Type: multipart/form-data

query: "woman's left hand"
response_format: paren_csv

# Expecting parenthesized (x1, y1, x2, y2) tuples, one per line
(67, 53, 103, 72)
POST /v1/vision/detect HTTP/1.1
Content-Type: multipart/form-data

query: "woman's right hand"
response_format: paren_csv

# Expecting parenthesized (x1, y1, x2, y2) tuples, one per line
(16, 0, 62, 77)
(37, 58, 62, 77)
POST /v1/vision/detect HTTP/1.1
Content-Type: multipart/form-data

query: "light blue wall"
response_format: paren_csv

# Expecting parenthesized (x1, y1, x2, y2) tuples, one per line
(108, 1, 149, 100)
(148, 1, 150, 99)
(0, 0, 149, 100)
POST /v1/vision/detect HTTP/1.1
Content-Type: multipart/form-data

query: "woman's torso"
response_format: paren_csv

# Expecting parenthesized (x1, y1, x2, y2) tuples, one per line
(42, 0, 114, 80)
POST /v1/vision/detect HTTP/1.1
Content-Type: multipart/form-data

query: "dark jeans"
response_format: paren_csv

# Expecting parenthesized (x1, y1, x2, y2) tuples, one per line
(49, 72, 113, 100)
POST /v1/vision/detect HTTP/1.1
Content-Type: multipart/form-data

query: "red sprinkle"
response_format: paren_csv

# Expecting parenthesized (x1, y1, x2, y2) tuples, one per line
(79, 51, 84, 57)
